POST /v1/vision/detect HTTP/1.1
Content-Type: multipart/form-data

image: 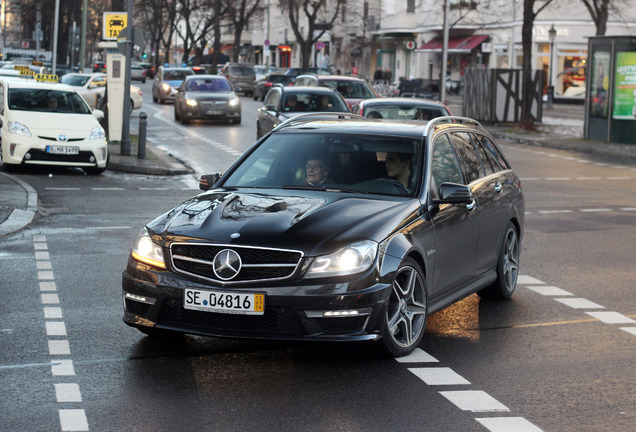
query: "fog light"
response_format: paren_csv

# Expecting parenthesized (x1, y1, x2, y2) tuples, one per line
(90, 156, 96, 163)
(25, 153, 31, 160)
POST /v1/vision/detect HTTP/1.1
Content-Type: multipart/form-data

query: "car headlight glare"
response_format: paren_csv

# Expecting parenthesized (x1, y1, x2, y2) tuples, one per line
(186, 99, 198, 107)
(306, 240, 378, 278)
(131, 227, 166, 268)
(229, 97, 239, 107)
(162, 83, 171, 92)
(89, 126, 105, 140)
(8, 121, 31, 136)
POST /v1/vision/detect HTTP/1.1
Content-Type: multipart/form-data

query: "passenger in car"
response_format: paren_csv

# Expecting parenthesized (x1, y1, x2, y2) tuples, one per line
(305, 153, 335, 185)
(385, 152, 412, 187)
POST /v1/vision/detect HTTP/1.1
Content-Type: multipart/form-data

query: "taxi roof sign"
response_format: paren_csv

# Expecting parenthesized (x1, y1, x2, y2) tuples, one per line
(103, 12, 128, 40)
(35, 74, 59, 82)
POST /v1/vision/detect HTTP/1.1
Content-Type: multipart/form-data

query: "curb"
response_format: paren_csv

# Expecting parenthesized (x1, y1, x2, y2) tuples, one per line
(106, 140, 194, 176)
(0, 171, 38, 238)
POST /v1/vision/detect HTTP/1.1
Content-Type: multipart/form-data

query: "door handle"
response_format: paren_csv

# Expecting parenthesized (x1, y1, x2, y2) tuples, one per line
(494, 182, 502, 193)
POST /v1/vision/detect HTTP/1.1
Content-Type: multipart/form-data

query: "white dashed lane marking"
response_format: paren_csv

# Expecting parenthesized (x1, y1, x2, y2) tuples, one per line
(33, 235, 89, 430)
(521, 276, 636, 336)
(439, 390, 510, 412)
(476, 417, 545, 432)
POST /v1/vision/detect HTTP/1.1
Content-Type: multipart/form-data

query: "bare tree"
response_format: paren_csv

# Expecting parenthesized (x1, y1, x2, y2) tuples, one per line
(579, 0, 611, 35)
(285, 0, 344, 72)
(226, 0, 261, 63)
(138, 0, 178, 67)
(176, 0, 218, 64)
(520, 0, 556, 129)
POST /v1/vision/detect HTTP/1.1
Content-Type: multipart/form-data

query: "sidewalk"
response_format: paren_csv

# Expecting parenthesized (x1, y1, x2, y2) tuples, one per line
(1, 103, 635, 238)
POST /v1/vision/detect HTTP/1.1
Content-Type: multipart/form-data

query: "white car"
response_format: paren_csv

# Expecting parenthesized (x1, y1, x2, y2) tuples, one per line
(0, 78, 108, 174)
(60, 72, 143, 112)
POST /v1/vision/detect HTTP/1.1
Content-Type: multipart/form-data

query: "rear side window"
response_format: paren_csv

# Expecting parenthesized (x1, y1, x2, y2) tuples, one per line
(448, 132, 482, 184)
(431, 135, 463, 193)
(0, 83, 4, 115)
(474, 134, 510, 171)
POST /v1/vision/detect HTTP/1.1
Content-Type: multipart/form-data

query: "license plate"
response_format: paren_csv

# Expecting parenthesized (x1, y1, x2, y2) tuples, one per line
(47, 145, 79, 155)
(184, 288, 265, 315)
(205, 110, 224, 115)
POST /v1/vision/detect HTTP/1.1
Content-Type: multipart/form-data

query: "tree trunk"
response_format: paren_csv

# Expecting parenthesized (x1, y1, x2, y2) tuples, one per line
(520, 0, 536, 129)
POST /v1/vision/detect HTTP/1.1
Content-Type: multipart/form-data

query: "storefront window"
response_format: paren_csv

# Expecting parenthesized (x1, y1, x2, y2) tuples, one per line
(555, 50, 587, 98)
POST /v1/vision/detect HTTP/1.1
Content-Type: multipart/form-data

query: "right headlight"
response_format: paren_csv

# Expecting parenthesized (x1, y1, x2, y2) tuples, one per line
(131, 227, 166, 269)
(305, 240, 378, 278)
(8, 121, 31, 136)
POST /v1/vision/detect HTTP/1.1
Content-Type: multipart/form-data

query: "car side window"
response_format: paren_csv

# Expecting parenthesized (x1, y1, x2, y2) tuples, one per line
(469, 133, 496, 176)
(474, 134, 510, 172)
(265, 90, 280, 107)
(448, 132, 483, 184)
(0, 84, 4, 115)
(431, 135, 463, 194)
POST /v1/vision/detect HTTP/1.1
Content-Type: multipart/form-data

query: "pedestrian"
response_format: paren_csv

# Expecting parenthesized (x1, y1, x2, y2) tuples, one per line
(384, 68, 393, 82)
(374, 67, 383, 82)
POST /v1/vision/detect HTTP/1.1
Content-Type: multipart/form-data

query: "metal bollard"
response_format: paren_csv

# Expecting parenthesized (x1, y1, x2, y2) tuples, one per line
(138, 112, 147, 159)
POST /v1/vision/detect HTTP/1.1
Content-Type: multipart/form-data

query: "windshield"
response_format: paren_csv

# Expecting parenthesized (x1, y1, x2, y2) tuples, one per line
(323, 80, 376, 99)
(164, 69, 193, 81)
(222, 132, 422, 197)
(8, 88, 91, 114)
(282, 92, 349, 113)
(364, 104, 448, 120)
(60, 75, 90, 87)
(186, 78, 231, 92)
(229, 66, 255, 76)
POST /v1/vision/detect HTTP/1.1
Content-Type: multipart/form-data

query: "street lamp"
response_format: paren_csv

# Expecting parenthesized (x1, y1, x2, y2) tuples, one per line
(547, 24, 557, 108)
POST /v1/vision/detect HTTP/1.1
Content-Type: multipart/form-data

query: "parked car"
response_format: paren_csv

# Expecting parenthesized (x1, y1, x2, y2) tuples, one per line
(254, 64, 279, 82)
(0, 78, 108, 174)
(294, 74, 378, 110)
(130, 64, 146, 83)
(152, 65, 194, 104)
(174, 75, 241, 124)
(221, 63, 255, 96)
(253, 73, 293, 101)
(256, 85, 350, 138)
(352, 97, 452, 120)
(121, 114, 524, 357)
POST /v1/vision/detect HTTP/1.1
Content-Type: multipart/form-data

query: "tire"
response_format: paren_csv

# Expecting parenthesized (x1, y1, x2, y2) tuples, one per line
(174, 105, 180, 121)
(381, 257, 428, 357)
(234, 117, 242, 125)
(180, 114, 189, 125)
(152, 93, 158, 103)
(142, 78, 146, 84)
(253, 91, 258, 101)
(478, 222, 520, 300)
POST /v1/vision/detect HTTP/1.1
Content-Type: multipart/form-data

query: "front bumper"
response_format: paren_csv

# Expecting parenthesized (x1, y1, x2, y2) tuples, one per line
(182, 103, 241, 121)
(122, 257, 390, 342)
(2, 134, 108, 168)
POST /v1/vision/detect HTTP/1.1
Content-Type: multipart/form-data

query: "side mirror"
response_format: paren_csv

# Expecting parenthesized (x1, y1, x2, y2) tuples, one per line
(264, 104, 276, 112)
(199, 173, 221, 191)
(432, 182, 474, 205)
(92, 109, 105, 120)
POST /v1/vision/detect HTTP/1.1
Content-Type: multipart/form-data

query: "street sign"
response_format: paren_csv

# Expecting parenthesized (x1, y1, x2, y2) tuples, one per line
(405, 40, 416, 51)
(264, 39, 270, 46)
(103, 12, 128, 40)
(316, 41, 325, 50)
(116, 27, 145, 55)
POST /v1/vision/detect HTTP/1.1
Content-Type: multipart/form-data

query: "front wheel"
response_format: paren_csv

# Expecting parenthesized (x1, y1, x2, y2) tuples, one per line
(381, 257, 428, 357)
(478, 222, 520, 300)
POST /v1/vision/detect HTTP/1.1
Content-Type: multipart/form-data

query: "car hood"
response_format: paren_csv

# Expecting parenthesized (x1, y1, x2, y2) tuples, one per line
(147, 189, 419, 255)
(10, 111, 98, 134)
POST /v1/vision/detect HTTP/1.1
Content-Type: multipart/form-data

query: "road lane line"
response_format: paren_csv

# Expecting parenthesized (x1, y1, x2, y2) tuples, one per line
(620, 327, 636, 336)
(393, 348, 439, 363)
(476, 417, 544, 432)
(58, 409, 88, 431)
(46, 321, 67, 336)
(408, 367, 471, 385)
(439, 390, 510, 412)
(585, 311, 636, 324)
(49, 340, 71, 356)
(41, 293, 60, 304)
(517, 276, 544, 285)
(524, 286, 573, 296)
(40, 281, 57, 291)
(554, 298, 605, 309)
(55, 384, 82, 403)
(51, 360, 75, 376)
(44, 307, 63, 319)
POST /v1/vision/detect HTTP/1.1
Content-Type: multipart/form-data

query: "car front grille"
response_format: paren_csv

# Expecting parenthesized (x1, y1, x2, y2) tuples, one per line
(200, 101, 227, 109)
(170, 243, 303, 284)
(158, 298, 304, 335)
(24, 149, 95, 164)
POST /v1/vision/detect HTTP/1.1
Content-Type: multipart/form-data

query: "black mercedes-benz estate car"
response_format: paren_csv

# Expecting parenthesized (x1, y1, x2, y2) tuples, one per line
(122, 114, 524, 357)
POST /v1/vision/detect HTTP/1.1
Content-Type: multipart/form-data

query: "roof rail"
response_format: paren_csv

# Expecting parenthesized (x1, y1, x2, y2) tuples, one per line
(272, 112, 365, 132)
(423, 115, 483, 137)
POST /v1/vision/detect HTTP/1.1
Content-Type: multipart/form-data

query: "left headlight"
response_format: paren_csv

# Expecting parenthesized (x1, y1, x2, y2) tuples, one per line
(131, 227, 166, 269)
(186, 98, 198, 107)
(8, 121, 31, 136)
(162, 83, 171, 92)
(229, 97, 239, 107)
(89, 126, 105, 140)
(305, 240, 378, 278)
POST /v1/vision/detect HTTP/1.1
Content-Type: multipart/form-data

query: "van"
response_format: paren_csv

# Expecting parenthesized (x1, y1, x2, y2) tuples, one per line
(221, 63, 255, 96)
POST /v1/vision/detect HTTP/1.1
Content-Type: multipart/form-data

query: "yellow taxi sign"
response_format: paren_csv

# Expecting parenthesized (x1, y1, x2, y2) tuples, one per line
(20, 69, 36, 76)
(35, 73, 59, 82)
(31, 61, 45, 66)
(14, 65, 30, 71)
(103, 12, 128, 40)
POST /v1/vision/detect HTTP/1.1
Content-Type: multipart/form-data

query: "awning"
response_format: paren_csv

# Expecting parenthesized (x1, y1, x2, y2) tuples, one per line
(278, 45, 292, 52)
(415, 35, 489, 53)
(220, 44, 234, 52)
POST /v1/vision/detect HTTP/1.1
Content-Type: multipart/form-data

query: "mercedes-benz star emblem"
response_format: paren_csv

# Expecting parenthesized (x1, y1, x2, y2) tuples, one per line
(57, 134, 68, 142)
(212, 249, 242, 280)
